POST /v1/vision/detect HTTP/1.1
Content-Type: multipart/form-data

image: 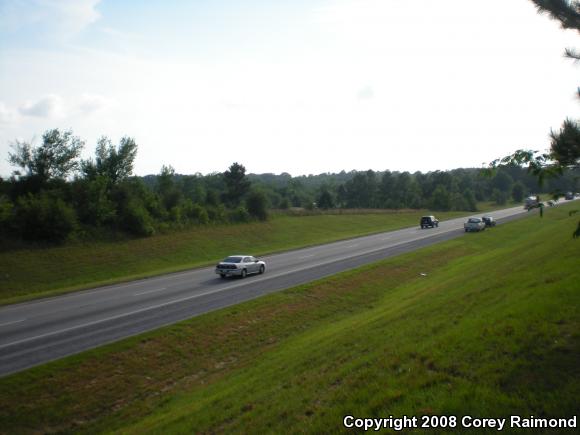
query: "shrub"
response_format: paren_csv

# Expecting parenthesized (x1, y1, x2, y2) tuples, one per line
(0, 195, 14, 235)
(207, 204, 227, 223)
(512, 182, 525, 203)
(246, 190, 269, 220)
(120, 200, 155, 236)
(430, 186, 451, 211)
(71, 177, 116, 226)
(229, 206, 250, 223)
(15, 192, 77, 242)
(492, 188, 509, 205)
(185, 202, 209, 225)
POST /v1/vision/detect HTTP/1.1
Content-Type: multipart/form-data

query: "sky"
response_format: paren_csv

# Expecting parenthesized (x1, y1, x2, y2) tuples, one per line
(0, 0, 578, 177)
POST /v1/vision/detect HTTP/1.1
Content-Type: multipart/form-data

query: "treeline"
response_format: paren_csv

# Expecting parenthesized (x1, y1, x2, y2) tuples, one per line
(1, 129, 578, 244)
(0, 129, 267, 243)
(249, 167, 577, 211)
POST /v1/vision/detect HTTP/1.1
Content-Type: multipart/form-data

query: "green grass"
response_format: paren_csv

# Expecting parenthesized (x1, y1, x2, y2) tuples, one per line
(0, 207, 487, 305)
(0, 203, 577, 434)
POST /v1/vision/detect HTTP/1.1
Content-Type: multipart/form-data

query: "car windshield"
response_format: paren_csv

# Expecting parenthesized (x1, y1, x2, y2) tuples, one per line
(468, 218, 481, 223)
(223, 256, 243, 263)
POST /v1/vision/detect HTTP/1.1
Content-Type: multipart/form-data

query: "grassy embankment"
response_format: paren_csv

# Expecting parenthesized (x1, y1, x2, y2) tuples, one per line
(0, 203, 577, 434)
(0, 205, 505, 305)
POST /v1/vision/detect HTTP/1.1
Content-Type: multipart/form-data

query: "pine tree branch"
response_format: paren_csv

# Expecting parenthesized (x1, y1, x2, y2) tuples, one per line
(530, 0, 580, 31)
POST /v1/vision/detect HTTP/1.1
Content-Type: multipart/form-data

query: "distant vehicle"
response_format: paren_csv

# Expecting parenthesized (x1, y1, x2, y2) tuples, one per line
(215, 255, 266, 279)
(420, 216, 439, 229)
(547, 200, 556, 207)
(481, 216, 496, 227)
(524, 196, 540, 210)
(464, 217, 486, 232)
(565, 192, 574, 200)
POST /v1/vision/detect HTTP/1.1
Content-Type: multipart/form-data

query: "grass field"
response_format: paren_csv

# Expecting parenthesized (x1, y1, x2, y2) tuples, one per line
(0, 203, 577, 434)
(0, 206, 500, 305)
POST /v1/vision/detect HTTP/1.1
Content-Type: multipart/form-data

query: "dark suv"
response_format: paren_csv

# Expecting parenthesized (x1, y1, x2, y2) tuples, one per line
(420, 216, 439, 229)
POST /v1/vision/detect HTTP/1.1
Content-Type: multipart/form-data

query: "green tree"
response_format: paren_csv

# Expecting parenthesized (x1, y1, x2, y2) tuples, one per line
(550, 118, 580, 168)
(492, 188, 509, 205)
(15, 192, 77, 242)
(223, 162, 251, 207)
(0, 195, 14, 235)
(317, 189, 334, 209)
(120, 199, 155, 236)
(72, 177, 116, 226)
(8, 129, 84, 184)
(246, 190, 268, 221)
(431, 185, 451, 211)
(378, 171, 395, 207)
(512, 182, 526, 203)
(530, 0, 580, 60)
(82, 136, 138, 185)
(492, 171, 514, 193)
(463, 189, 478, 212)
(487, 1, 579, 235)
(157, 165, 182, 212)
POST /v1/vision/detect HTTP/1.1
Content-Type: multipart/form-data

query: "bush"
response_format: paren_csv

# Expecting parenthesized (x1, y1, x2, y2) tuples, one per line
(0, 195, 14, 235)
(185, 202, 209, 225)
(463, 189, 477, 211)
(71, 177, 116, 226)
(246, 190, 269, 220)
(207, 204, 227, 223)
(229, 206, 250, 223)
(317, 190, 334, 209)
(492, 188, 509, 205)
(15, 192, 77, 242)
(169, 205, 183, 224)
(512, 182, 525, 203)
(279, 197, 290, 209)
(430, 186, 451, 211)
(120, 200, 155, 236)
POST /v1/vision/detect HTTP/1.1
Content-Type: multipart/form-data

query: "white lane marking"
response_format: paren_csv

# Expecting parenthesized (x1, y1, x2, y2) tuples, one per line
(0, 207, 536, 350)
(346, 244, 359, 248)
(0, 319, 26, 327)
(0, 206, 533, 322)
(299, 254, 315, 259)
(134, 287, 167, 296)
(1, 205, 530, 314)
(0, 222, 471, 350)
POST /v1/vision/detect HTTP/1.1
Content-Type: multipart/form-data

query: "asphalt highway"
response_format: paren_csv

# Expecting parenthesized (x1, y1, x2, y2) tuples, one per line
(0, 204, 551, 376)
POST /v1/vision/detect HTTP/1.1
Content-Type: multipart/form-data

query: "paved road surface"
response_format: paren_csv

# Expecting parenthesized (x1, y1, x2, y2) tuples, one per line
(0, 204, 556, 376)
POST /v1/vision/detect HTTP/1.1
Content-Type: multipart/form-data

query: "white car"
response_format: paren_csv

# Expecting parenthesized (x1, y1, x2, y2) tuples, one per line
(464, 217, 486, 232)
(215, 255, 266, 279)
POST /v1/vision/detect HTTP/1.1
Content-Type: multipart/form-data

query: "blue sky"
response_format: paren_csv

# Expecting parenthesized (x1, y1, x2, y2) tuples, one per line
(0, 0, 578, 177)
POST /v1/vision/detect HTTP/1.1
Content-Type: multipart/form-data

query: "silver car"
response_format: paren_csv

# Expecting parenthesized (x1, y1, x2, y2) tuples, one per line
(215, 255, 266, 279)
(464, 217, 486, 232)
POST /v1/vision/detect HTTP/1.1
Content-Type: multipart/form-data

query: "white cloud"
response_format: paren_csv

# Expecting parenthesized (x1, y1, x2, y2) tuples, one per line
(0, 102, 18, 124)
(357, 85, 374, 100)
(20, 94, 65, 118)
(0, 0, 101, 38)
(77, 93, 111, 114)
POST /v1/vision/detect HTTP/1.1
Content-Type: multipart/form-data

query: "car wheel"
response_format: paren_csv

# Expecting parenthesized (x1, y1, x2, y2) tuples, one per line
(241, 269, 247, 278)
(220, 274, 226, 279)
(259, 265, 265, 274)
